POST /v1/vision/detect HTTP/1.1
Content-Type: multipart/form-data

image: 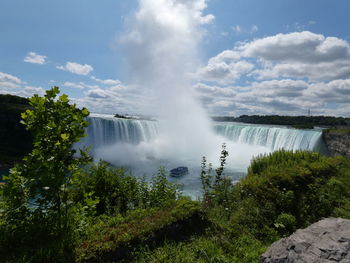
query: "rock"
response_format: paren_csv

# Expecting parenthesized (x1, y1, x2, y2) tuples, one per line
(323, 131, 350, 160)
(260, 218, 350, 263)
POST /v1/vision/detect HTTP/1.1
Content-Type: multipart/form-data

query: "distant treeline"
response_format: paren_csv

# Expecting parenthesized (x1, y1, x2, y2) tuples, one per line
(0, 94, 32, 167)
(212, 115, 350, 128)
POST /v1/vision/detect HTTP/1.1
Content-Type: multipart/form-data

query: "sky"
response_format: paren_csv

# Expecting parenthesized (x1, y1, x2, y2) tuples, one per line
(1, 0, 350, 116)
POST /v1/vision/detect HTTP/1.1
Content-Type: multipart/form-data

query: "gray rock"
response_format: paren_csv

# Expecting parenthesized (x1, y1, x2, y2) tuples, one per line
(323, 131, 350, 160)
(260, 218, 350, 263)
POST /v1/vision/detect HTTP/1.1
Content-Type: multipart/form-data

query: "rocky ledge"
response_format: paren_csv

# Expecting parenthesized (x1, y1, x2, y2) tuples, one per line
(323, 131, 350, 160)
(260, 218, 350, 263)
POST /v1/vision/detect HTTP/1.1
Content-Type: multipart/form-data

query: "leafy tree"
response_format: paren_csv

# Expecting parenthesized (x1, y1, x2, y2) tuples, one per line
(1, 87, 91, 262)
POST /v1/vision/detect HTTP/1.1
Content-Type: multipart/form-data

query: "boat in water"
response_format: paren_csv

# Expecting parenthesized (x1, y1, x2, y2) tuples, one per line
(170, 166, 189, 177)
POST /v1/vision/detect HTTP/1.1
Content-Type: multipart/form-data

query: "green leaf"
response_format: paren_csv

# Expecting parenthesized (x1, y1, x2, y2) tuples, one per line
(61, 133, 69, 140)
(81, 108, 89, 116)
(59, 94, 69, 103)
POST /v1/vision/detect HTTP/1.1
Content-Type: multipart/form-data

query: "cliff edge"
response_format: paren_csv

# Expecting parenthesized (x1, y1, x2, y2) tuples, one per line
(323, 130, 350, 160)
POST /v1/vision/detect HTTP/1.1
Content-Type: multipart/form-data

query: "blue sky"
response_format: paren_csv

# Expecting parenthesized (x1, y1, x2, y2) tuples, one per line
(1, 0, 350, 116)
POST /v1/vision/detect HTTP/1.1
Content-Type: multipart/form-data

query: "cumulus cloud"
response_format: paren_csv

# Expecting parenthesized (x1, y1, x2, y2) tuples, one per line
(0, 72, 22, 85)
(0, 72, 24, 92)
(91, 76, 121, 86)
(197, 60, 254, 85)
(306, 79, 350, 104)
(252, 61, 350, 81)
(194, 31, 350, 116)
(0, 71, 46, 98)
(63, 82, 90, 90)
(194, 77, 350, 116)
(86, 88, 110, 99)
(57, 62, 93, 75)
(235, 31, 350, 81)
(24, 52, 47, 64)
(239, 31, 350, 63)
(196, 50, 253, 84)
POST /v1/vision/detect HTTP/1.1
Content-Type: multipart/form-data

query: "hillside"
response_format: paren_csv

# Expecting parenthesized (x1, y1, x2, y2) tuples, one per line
(0, 94, 32, 168)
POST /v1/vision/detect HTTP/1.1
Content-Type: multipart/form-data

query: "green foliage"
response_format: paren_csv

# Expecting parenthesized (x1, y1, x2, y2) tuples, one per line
(228, 150, 350, 240)
(149, 167, 181, 207)
(325, 128, 350, 135)
(2, 90, 350, 263)
(0, 87, 91, 262)
(75, 199, 203, 262)
(201, 144, 232, 210)
(72, 162, 181, 217)
(132, 232, 266, 263)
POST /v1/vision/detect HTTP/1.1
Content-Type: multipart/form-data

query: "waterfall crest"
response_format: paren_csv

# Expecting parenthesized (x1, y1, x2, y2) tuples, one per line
(214, 123, 323, 151)
(81, 114, 324, 152)
(80, 114, 158, 149)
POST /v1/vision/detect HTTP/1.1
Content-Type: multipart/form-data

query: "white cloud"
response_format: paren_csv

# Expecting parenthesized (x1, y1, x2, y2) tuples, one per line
(232, 24, 258, 34)
(86, 88, 110, 99)
(245, 33, 350, 80)
(252, 61, 350, 81)
(63, 82, 89, 90)
(0, 72, 24, 93)
(57, 62, 93, 75)
(239, 31, 350, 63)
(197, 60, 254, 85)
(232, 25, 241, 33)
(24, 52, 47, 64)
(21, 86, 46, 97)
(197, 50, 253, 84)
(0, 72, 22, 84)
(0, 71, 46, 98)
(91, 76, 121, 86)
(194, 76, 350, 116)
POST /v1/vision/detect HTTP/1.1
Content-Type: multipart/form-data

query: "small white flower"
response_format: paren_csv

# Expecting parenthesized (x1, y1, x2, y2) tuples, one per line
(43, 186, 50, 190)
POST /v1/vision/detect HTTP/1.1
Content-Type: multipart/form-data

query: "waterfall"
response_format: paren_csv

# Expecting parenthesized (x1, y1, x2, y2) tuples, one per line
(214, 123, 324, 151)
(81, 114, 324, 153)
(79, 114, 158, 150)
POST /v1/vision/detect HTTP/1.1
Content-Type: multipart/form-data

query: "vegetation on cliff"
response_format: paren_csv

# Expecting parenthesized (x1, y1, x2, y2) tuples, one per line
(213, 114, 350, 128)
(0, 94, 32, 167)
(1, 88, 350, 262)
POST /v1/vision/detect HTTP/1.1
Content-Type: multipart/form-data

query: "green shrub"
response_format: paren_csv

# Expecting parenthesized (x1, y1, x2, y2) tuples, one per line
(229, 150, 350, 240)
(72, 163, 181, 216)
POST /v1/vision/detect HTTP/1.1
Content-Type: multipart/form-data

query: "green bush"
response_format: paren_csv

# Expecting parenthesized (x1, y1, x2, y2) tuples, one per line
(72, 162, 181, 216)
(228, 150, 350, 240)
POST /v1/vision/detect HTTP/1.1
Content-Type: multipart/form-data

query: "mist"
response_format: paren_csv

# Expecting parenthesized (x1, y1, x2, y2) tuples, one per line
(90, 0, 270, 180)
(116, 0, 228, 165)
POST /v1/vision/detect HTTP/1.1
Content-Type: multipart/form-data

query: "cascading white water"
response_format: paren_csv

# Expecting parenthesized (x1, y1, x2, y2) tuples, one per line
(83, 114, 158, 148)
(83, 114, 324, 153)
(214, 123, 324, 151)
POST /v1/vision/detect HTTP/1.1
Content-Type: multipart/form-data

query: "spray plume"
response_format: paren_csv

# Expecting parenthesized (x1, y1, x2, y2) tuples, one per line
(94, 0, 270, 177)
(119, 0, 220, 161)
